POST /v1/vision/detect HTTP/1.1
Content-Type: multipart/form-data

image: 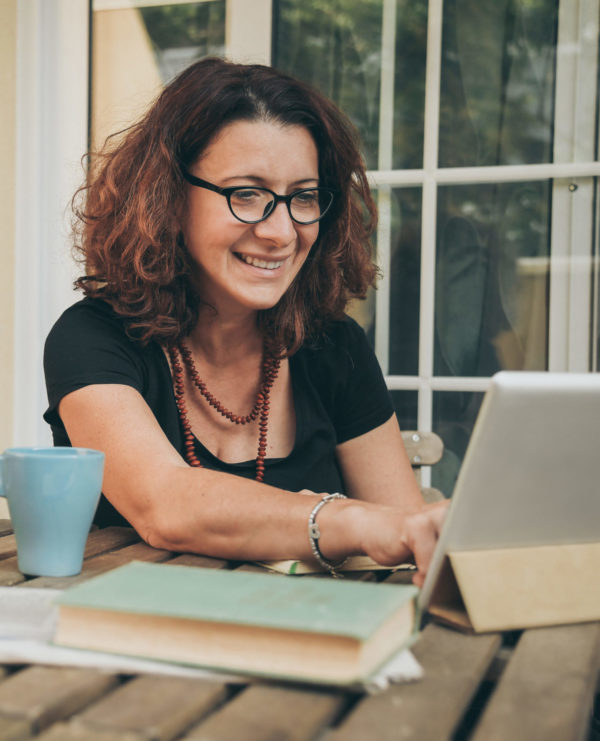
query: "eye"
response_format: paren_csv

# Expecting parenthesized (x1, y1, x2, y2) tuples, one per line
(230, 188, 266, 204)
(293, 190, 320, 206)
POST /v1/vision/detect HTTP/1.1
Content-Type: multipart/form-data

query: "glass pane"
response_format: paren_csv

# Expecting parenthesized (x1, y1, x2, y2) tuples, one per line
(273, 0, 427, 170)
(439, 0, 559, 167)
(273, 0, 382, 168)
(392, 1, 427, 169)
(435, 181, 550, 377)
(432, 390, 484, 497)
(140, 2, 226, 81)
(389, 187, 421, 375)
(390, 390, 418, 431)
(91, 2, 225, 149)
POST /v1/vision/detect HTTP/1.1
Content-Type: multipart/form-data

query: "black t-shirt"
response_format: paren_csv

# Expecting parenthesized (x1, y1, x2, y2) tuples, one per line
(43, 298, 394, 526)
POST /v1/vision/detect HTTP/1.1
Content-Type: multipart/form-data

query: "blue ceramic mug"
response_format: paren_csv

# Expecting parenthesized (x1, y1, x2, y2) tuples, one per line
(0, 447, 105, 577)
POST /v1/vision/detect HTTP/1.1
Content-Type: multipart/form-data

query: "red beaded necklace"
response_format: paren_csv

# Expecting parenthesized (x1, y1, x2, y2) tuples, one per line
(167, 342, 280, 482)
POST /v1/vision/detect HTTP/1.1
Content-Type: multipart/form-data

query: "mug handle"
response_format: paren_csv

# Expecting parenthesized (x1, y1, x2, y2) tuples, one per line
(0, 454, 4, 498)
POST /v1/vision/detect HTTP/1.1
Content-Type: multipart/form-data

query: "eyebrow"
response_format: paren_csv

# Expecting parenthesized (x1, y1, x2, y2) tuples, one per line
(219, 175, 320, 188)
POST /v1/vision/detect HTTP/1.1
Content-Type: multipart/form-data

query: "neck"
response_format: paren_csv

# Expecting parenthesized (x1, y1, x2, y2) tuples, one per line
(187, 308, 263, 366)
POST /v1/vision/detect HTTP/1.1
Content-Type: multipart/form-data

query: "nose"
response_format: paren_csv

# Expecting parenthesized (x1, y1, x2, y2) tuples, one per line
(252, 201, 297, 246)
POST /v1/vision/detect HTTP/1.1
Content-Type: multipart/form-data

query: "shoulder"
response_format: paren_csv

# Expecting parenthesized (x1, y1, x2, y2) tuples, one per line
(300, 315, 373, 366)
(47, 297, 124, 335)
(44, 297, 151, 380)
(323, 314, 367, 342)
(295, 315, 392, 443)
(295, 314, 378, 391)
(45, 297, 137, 354)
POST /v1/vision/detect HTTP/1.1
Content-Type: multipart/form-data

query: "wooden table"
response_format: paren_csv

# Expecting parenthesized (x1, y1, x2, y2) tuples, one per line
(0, 521, 598, 741)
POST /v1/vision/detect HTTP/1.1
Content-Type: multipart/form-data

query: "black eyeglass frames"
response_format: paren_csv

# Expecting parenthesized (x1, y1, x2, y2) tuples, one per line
(181, 169, 336, 225)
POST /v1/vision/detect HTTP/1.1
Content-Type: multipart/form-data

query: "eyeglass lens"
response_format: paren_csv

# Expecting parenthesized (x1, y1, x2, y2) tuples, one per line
(229, 188, 333, 224)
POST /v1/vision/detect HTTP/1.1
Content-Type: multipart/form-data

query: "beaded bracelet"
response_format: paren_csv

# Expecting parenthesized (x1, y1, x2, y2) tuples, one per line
(307, 493, 348, 578)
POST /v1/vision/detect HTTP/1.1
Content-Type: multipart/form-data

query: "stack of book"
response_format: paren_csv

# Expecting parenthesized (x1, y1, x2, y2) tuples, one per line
(53, 561, 420, 685)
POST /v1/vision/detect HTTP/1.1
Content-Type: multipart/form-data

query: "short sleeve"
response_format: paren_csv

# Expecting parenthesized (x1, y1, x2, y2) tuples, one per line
(43, 299, 147, 428)
(303, 317, 394, 444)
(333, 318, 394, 442)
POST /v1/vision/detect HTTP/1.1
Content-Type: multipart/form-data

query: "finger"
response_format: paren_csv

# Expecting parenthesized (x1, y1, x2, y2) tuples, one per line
(428, 500, 448, 532)
(412, 570, 426, 588)
(403, 511, 440, 582)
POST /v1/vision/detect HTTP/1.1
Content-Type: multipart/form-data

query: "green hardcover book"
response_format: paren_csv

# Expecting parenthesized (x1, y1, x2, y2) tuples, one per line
(54, 561, 419, 685)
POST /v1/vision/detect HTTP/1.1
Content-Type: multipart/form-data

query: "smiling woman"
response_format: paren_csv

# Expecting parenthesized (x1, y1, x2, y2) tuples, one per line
(42, 57, 447, 583)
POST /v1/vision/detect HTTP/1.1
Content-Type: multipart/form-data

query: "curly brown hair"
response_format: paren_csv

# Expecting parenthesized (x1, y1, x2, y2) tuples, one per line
(73, 57, 378, 354)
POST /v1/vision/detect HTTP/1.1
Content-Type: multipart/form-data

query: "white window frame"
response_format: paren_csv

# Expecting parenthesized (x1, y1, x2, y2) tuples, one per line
(14, 0, 89, 446)
(368, 0, 600, 485)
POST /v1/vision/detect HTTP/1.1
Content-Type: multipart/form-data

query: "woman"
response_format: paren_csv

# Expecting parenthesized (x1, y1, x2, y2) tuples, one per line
(44, 57, 447, 584)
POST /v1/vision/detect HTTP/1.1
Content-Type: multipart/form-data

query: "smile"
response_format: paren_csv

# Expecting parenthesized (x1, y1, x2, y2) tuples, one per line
(237, 254, 285, 270)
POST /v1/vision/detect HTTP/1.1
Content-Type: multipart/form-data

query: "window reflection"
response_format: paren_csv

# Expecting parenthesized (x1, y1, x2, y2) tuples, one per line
(439, 0, 558, 167)
(389, 187, 421, 376)
(274, 0, 427, 169)
(91, 1, 225, 150)
(432, 390, 484, 496)
(139, 3, 225, 82)
(435, 181, 550, 377)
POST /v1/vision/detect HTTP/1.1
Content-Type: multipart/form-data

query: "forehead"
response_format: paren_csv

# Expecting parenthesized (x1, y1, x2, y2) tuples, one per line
(198, 120, 319, 179)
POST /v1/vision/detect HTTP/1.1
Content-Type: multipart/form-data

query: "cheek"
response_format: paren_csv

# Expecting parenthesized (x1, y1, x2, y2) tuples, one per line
(300, 225, 320, 254)
(181, 193, 217, 243)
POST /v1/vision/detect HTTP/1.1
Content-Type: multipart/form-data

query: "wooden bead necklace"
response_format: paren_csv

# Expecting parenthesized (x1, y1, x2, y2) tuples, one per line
(168, 342, 280, 482)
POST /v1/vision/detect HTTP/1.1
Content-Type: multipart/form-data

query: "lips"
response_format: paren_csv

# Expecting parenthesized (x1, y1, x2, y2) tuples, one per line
(236, 253, 285, 270)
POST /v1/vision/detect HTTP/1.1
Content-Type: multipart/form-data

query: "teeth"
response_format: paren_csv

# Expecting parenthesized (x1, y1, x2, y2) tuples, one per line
(240, 254, 284, 270)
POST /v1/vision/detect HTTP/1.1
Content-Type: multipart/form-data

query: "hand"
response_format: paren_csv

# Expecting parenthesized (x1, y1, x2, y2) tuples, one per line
(361, 500, 449, 587)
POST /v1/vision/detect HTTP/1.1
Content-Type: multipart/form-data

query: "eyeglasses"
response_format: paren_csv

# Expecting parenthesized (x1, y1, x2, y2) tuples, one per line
(181, 169, 336, 225)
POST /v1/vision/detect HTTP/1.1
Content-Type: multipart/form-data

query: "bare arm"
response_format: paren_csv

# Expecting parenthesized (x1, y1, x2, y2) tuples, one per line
(336, 414, 449, 584)
(335, 414, 425, 507)
(59, 384, 446, 581)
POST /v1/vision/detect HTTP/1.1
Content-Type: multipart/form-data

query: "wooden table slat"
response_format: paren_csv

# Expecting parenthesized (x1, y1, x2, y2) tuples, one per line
(73, 675, 228, 741)
(21, 542, 172, 590)
(81, 528, 142, 559)
(325, 623, 501, 741)
(182, 684, 346, 741)
(0, 528, 141, 588)
(0, 667, 118, 733)
(0, 537, 17, 562)
(0, 523, 12, 538)
(471, 621, 600, 741)
(0, 716, 31, 741)
(0, 563, 25, 588)
(36, 721, 140, 741)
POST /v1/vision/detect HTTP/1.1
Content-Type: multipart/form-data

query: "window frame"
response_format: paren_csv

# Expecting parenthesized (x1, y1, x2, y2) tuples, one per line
(13, 0, 89, 446)
(366, 0, 600, 484)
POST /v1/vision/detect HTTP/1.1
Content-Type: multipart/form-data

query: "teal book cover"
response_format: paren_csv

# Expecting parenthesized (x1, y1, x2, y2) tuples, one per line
(54, 561, 419, 684)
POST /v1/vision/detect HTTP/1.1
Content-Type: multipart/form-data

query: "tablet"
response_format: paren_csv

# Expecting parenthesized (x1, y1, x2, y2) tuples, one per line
(419, 371, 600, 611)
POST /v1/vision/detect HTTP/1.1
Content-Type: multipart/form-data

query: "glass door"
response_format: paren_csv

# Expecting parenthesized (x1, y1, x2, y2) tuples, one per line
(90, 0, 600, 495)
(271, 0, 600, 494)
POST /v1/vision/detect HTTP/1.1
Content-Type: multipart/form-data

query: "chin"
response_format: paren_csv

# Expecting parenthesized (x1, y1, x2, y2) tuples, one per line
(244, 296, 285, 312)
(237, 286, 291, 312)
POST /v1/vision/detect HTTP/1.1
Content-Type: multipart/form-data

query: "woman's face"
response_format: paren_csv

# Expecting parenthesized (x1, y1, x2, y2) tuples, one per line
(182, 119, 321, 318)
